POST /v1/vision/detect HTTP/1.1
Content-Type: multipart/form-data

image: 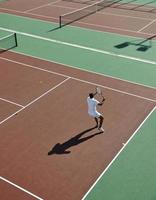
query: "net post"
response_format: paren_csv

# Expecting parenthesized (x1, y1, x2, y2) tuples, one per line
(59, 16, 62, 28)
(14, 33, 18, 47)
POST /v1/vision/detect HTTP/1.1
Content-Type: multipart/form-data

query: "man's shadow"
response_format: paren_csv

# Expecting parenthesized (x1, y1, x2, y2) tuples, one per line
(48, 126, 103, 155)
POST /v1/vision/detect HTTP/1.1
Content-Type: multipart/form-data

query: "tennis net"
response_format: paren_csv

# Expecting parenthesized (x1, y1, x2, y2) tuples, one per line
(59, 0, 116, 27)
(0, 32, 17, 52)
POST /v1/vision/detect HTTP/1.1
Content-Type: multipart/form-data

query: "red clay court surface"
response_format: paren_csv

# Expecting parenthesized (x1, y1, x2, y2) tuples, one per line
(0, 51, 156, 200)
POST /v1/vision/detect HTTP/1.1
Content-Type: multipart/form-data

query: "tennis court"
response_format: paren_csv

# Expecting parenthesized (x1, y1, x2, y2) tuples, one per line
(0, 0, 156, 200)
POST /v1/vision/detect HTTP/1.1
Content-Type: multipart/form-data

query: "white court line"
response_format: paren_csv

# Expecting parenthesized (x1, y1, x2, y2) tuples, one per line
(1, 3, 154, 21)
(0, 77, 70, 125)
(0, 97, 24, 107)
(3, 36, 156, 90)
(0, 176, 44, 200)
(72, 77, 156, 103)
(24, 0, 61, 13)
(0, 8, 58, 19)
(81, 105, 156, 200)
(0, 57, 69, 78)
(0, 9, 155, 37)
(0, 77, 70, 197)
(0, 25, 156, 91)
(1, 26, 156, 67)
(25, 77, 70, 107)
(0, 56, 156, 103)
(0, 7, 155, 199)
(0, 78, 70, 197)
(0, 107, 23, 125)
(49, 4, 154, 21)
(137, 18, 156, 33)
(72, 19, 154, 36)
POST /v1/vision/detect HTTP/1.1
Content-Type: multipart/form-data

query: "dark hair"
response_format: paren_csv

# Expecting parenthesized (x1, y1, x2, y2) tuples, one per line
(89, 93, 94, 98)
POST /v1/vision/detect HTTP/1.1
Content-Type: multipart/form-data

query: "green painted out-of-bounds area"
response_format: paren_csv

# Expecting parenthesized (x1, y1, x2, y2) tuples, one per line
(0, 30, 11, 37)
(85, 108, 156, 200)
(120, 0, 156, 5)
(0, 13, 156, 88)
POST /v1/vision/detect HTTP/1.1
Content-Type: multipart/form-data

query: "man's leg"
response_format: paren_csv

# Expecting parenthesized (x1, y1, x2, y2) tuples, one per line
(98, 116, 104, 131)
(94, 117, 98, 127)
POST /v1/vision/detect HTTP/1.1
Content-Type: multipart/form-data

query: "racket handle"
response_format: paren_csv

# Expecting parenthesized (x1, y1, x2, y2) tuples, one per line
(102, 97, 105, 102)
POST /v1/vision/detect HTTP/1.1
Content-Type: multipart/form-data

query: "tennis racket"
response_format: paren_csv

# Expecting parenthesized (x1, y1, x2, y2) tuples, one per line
(95, 86, 105, 102)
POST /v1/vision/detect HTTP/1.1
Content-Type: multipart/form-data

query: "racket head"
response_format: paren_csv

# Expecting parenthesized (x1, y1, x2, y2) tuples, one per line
(96, 87, 102, 95)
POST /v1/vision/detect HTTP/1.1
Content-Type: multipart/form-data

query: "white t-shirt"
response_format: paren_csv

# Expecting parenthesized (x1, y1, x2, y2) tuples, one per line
(87, 97, 101, 117)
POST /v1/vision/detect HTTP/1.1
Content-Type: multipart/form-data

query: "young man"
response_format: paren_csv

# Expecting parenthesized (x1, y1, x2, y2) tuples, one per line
(87, 92, 105, 132)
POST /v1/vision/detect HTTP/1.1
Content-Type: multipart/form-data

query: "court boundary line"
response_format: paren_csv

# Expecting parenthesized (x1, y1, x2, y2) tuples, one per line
(0, 56, 156, 103)
(0, 97, 24, 107)
(138, 18, 156, 32)
(45, 4, 154, 21)
(0, 32, 156, 89)
(53, 4, 156, 21)
(0, 27, 156, 89)
(1, 26, 156, 67)
(1, 4, 155, 21)
(24, 0, 61, 13)
(0, 7, 156, 200)
(14, 51, 156, 89)
(0, 77, 70, 125)
(0, 176, 44, 200)
(0, 77, 70, 198)
(13, 48, 156, 90)
(81, 105, 156, 200)
(0, 57, 155, 199)
(0, 62, 155, 199)
(0, 10, 155, 37)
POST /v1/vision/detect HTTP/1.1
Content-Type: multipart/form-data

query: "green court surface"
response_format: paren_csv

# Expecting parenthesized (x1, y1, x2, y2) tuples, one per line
(120, 0, 156, 5)
(84, 108, 156, 200)
(0, 13, 156, 88)
(0, 30, 11, 37)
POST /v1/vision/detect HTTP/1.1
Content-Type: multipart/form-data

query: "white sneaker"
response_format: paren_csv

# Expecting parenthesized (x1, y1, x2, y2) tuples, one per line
(98, 127, 104, 132)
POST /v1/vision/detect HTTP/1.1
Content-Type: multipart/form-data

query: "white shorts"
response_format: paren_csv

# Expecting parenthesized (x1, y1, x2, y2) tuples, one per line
(88, 111, 101, 118)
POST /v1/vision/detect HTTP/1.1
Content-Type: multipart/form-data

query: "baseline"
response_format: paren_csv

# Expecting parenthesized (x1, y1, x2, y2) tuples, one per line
(0, 56, 156, 103)
(1, 26, 156, 67)
(0, 176, 44, 200)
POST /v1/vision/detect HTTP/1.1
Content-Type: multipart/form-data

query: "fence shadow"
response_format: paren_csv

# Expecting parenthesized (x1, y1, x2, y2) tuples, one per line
(114, 35, 156, 52)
